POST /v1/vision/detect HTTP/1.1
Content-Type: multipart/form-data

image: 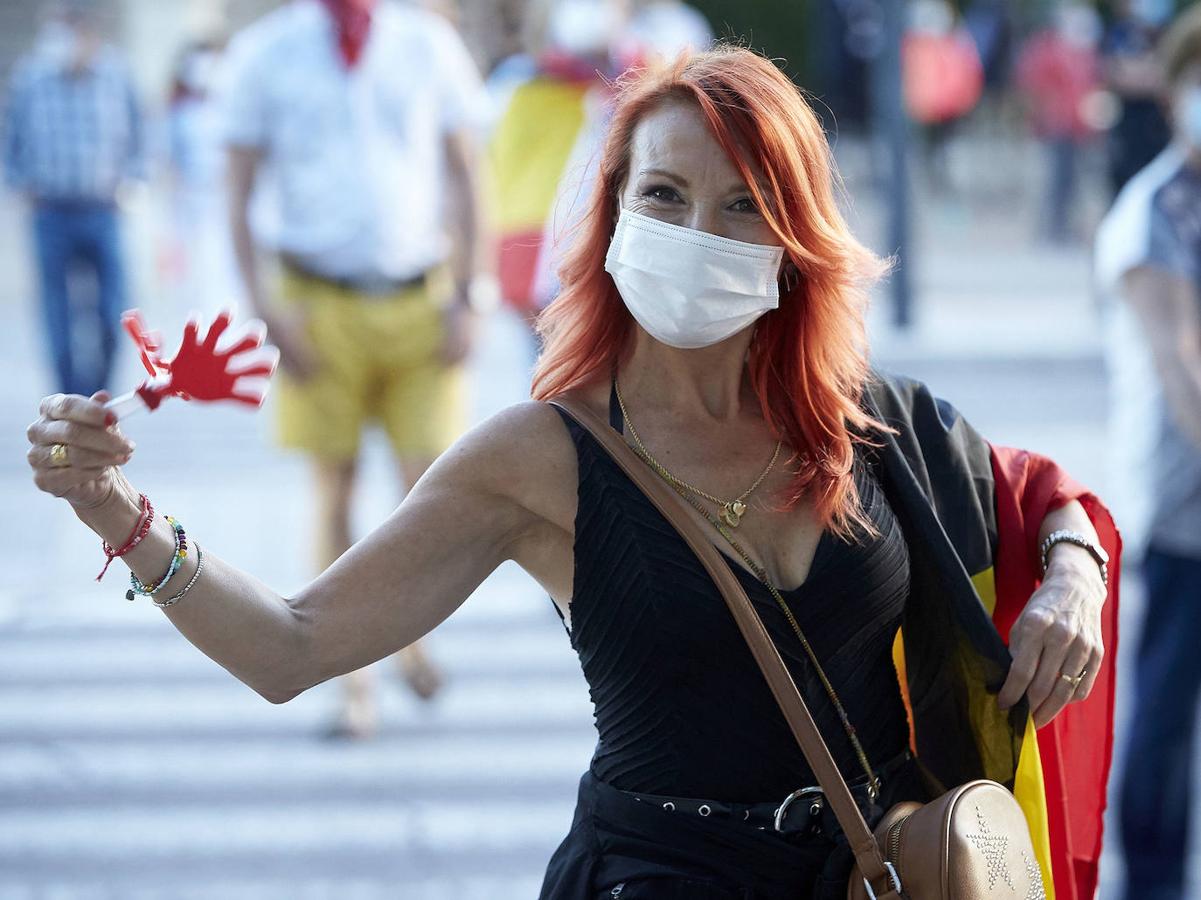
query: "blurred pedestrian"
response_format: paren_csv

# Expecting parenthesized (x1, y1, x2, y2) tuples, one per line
(1015, 2, 1103, 245)
(160, 39, 236, 315)
(902, 0, 984, 194)
(963, 0, 1012, 96)
(1102, 0, 1174, 196)
(517, 0, 715, 332)
(489, 0, 629, 349)
(509, 0, 716, 334)
(2, 1, 144, 397)
(222, 0, 487, 740)
(1095, 7, 1201, 897)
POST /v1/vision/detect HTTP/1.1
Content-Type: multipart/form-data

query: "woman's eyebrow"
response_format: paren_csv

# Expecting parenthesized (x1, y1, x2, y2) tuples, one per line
(637, 167, 753, 196)
(638, 167, 688, 186)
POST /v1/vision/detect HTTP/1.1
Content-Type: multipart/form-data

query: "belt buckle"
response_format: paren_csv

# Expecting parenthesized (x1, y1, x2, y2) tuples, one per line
(772, 785, 824, 832)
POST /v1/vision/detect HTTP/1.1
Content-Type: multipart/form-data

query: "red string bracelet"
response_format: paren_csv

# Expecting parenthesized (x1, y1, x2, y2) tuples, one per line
(97, 494, 154, 582)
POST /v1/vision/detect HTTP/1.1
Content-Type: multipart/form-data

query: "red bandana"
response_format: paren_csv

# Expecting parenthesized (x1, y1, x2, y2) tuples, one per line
(318, 0, 377, 69)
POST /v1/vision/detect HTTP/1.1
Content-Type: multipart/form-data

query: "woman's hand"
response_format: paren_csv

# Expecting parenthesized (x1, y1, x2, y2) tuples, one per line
(996, 543, 1107, 729)
(26, 391, 136, 510)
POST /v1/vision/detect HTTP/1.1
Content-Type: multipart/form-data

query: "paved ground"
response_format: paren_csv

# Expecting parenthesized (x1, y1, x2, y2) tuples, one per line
(0, 129, 1161, 898)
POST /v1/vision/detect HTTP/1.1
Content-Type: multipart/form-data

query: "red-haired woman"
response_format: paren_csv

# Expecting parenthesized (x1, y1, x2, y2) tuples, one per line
(27, 48, 1118, 900)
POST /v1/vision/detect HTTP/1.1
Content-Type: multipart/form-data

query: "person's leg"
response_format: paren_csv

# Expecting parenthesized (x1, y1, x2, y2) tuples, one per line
(1119, 546, 1201, 900)
(923, 121, 952, 195)
(391, 454, 443, 700)
(86, 205, 127, 395)
(31, 205, 76, 394)
(1046, 136, 1076, 244)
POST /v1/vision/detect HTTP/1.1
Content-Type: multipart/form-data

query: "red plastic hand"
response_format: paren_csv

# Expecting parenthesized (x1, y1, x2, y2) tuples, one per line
(121, 310, 169, 378)
(121, 308, 278, 411)
(161, 310, 276, 406)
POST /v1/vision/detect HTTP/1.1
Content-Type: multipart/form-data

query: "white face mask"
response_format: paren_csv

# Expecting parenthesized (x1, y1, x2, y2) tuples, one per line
(604, 209, 785, 350)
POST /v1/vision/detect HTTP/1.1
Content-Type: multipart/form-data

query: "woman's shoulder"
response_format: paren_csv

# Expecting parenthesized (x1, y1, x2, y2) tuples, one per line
(448, 400, 578, 480)
(428, 401, 581, 528)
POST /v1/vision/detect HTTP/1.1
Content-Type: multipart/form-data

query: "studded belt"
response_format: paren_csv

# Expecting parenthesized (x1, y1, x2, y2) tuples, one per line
(619, 750, 914, 838)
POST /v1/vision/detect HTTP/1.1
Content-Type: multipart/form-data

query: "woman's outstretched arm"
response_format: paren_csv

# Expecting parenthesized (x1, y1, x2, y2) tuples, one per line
(28, 394, 551, 704)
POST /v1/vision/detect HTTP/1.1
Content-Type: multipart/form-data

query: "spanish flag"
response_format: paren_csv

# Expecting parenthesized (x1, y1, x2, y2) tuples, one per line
(489, 53, 612, 314)
(866, 374, 1119, 900)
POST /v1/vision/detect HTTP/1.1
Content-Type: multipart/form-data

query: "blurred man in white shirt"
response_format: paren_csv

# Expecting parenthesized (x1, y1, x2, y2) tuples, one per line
(223, 0, 487, 739)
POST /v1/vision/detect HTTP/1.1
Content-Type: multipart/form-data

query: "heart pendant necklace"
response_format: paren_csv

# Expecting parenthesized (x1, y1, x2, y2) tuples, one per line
(614, 379, 782, 529)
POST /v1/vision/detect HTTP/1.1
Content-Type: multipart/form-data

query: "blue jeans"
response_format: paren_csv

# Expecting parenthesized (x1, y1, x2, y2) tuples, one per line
(31, 200, 126, 397)
(1119, 545, 1201, 900)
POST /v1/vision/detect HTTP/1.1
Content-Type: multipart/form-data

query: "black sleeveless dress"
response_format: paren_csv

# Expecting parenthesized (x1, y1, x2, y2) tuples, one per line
(540, 398, 929, 899)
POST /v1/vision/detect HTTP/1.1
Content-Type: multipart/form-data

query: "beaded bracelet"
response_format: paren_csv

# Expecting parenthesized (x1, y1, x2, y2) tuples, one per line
(153, 543, 204, 609)
(97, 494, 154, 582)
(126, 516, 187, 602)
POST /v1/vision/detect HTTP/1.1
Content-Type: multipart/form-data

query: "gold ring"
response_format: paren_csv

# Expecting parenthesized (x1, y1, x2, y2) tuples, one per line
(1060, 670, 1086, 690)
(48, 443, 69, 468)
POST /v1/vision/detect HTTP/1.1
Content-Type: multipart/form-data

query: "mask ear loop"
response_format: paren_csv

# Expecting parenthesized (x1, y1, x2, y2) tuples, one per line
(780, 262, 801, 295)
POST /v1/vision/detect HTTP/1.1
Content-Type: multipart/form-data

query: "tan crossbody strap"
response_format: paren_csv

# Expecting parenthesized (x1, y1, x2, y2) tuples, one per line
(549, 397, 895, 889)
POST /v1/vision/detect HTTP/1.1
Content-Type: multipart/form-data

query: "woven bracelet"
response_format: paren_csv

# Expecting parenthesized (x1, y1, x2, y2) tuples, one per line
(126, 517, 187, 601)
(97, 494, 153, 582)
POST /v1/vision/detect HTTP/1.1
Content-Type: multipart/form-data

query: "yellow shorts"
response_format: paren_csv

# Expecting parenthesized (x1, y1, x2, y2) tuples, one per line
(273, 267, 465, 462)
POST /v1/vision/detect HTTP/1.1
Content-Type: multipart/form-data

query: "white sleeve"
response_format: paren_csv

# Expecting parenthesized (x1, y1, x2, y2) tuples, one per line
(1094, 192, 1152, 295)
(219, 31, 270, 148)
(425, 15, 485, 134)
(1095, 151, 1196, 292)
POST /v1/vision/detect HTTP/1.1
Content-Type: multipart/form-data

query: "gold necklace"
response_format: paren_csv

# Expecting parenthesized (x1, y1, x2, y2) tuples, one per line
(614, 377, 783, 528)
(632, 444, 880, 799)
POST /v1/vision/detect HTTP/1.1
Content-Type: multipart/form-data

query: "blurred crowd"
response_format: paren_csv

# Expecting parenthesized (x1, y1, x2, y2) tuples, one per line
(4, 1, 1201, 895)
(3, 0, 1188, 399)
(1, 0, 1187, 390)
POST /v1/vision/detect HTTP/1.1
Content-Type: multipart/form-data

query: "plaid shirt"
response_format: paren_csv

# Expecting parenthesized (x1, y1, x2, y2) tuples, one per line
(3, 48, 144, 201)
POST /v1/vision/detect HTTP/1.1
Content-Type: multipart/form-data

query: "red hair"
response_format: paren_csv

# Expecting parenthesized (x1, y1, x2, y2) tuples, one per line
(531, 47, 893, 539)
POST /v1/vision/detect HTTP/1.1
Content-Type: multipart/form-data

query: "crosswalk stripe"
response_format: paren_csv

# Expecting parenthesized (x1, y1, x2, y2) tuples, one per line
(0, 734, 595, 794)
(0, 627, 579, 682)
(0, 674, 595, 733)
(0, 800, 576, 856)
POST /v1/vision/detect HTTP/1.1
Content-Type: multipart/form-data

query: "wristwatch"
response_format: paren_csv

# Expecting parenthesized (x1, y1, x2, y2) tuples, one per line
(1039, 529, 1109, 588)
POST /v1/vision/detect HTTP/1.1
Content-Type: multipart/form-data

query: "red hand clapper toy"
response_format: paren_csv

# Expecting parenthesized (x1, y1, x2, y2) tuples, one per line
(104, 309, 280, 420)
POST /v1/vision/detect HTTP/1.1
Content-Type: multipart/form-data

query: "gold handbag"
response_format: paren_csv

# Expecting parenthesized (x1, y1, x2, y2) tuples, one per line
(551, 396, 1046, 900)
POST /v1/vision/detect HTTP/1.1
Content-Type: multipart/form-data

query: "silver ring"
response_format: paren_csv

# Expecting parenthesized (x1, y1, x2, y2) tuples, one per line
(698, 804, 711, 817)
(661, 801, 674, 812)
